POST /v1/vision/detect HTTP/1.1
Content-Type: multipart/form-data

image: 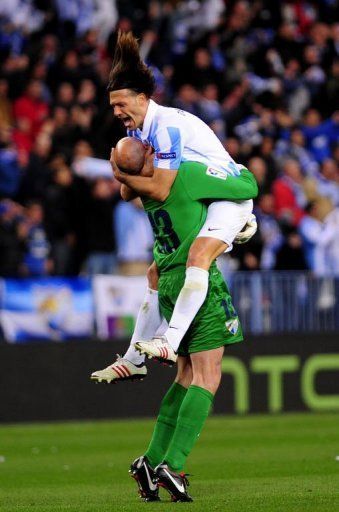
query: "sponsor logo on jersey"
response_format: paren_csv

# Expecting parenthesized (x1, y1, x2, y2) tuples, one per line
(225, 318, 239, 335)
(156, 152, 176, 159)
(206, 167, 227, 180)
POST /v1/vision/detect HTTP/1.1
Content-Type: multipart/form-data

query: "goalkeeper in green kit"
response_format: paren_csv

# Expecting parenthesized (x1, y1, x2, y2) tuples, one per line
(106, 137, 258, 502)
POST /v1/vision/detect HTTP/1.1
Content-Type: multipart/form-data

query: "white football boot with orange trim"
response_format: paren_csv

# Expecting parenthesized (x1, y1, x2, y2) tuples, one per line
(91, 355, 147, 383)
(135, 336, 177, 366)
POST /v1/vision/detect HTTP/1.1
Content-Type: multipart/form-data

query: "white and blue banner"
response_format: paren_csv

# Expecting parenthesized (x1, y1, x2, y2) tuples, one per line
(0, 278, 94, 342)
(93, 275, 147, 339)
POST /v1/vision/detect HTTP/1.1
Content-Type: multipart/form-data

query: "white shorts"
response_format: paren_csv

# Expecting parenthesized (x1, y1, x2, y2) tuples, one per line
(197, 199, 253, 251)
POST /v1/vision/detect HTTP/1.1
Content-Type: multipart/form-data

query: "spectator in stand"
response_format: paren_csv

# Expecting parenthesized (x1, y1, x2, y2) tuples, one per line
(83, 178, 120, 275)
(197, 83, 226, 140)
(30, 60, 52, 104)
(20, 201, 52, 277)
(274, 128, 319, 178)
(300, 109, 339, 163)
(272, 159, 307, 226)
(44, 158, 78, 276)
(0, 200, 25, 276)
(39, 34, 59, 71)
(114, 199, 153, 276)
(298, 201, 325, 272)
(223, 137, 242, 162)
(16, 132, 52, 204)
(189, 47, 222, 89)
(257, 136, 278, 182)
(303, 45, 327, 100)
(13, 79, 49, 156)
(0, 79, 13, 129)
(55, 83, 75, 110)
(314, 206, 339, 276)
(324, 59, 339, 116)
(172, 84, 200, 117)
(1, 54, 29, 99)
(247, 156, 270, 195)
(282, 59, 310, 120)
(255, 194, 283, 270)
(50, 51, 82, 91)
(275, 225, 307, 271)
(316, 158, 339, 206)
(77, 79, 97, 107)
(0, 125, 25, 199)
(223, 79, 252, 134)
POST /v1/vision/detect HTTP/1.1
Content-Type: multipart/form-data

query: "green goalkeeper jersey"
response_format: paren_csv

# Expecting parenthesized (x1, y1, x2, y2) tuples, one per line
(142, 161, 257, 273)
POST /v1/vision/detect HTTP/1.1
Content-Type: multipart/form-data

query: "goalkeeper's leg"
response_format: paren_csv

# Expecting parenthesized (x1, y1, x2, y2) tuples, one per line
(130, 357, 192, 500)
(154, 347, 223, 502)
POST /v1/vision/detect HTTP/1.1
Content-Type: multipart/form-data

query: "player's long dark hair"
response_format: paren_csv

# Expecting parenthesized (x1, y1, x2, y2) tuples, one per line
(107, 31, 155, 97)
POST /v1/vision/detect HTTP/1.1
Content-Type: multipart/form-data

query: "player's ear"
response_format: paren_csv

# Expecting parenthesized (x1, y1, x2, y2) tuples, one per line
(137, 93, 147, 105)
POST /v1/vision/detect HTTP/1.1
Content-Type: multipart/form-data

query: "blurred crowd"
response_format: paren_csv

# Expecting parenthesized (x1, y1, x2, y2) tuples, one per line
(0, 0, 338, 278)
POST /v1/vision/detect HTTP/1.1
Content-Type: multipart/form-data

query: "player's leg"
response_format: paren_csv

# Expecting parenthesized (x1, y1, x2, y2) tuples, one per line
(140, 266, 241, 502)
(162, 347, 223, 468)
(144, 356, 192, 467)
(91, 262, 161, 383)
(152, 264, 243, 501)
(130, 356, 192, 501)
(124, 261, 160, 363)
(136, 200, 252, 363)
(155, 347, 223, 502)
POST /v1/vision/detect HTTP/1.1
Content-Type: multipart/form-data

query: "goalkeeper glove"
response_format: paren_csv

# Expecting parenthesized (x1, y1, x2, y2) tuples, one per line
(234, 213, 258, 244)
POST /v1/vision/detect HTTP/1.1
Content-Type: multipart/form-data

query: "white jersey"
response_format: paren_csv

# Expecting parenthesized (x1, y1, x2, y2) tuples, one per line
(128, 99, 242, 176)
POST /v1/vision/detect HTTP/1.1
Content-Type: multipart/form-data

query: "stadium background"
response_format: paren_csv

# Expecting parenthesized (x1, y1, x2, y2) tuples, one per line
(0, 1, 339, 510)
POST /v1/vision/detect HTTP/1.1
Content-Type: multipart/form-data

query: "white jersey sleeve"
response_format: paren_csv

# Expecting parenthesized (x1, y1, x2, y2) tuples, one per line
(152, 126, 185, 170)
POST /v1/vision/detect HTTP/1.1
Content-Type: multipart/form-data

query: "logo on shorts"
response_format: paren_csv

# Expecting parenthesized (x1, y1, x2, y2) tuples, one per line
(225, 318, 239, 335)
(206, 167, 227, 180)
(156, 152, 176, 159)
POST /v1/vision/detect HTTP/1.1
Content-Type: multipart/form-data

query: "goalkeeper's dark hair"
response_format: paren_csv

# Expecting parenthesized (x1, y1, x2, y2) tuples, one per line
(107, 31, 155, 97)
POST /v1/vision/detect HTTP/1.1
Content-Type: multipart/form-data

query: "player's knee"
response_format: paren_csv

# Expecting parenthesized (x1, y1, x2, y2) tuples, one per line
(209, 370, 222, 394)
(204, 374, 221, 395)
(192, 377, 220, 395)
(192, 364, 222, 395)
(188, 237, 227, 269)
(175, 365, 192, 388)
(147, 262, 159, 290)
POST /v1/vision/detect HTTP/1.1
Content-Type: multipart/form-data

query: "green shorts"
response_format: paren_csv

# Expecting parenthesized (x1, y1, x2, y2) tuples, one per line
(158, 265, 243, 356)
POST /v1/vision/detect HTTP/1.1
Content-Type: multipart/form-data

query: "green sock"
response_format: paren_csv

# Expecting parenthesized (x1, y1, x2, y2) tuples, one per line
(164, 385, 214, 472)
(144, 382, 188, 468)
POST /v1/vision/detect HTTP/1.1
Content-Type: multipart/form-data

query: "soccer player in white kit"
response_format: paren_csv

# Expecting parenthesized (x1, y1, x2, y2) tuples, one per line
(91, 32, 257, 384)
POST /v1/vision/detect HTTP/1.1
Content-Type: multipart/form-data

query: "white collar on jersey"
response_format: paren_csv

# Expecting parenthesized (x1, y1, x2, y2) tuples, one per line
(140, 99, 158, 139)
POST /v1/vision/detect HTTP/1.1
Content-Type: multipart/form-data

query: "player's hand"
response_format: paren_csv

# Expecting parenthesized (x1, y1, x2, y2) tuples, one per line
(140, 145, 155, 177)
(110, 148, 128, 183)
(234, 214, 258, 244)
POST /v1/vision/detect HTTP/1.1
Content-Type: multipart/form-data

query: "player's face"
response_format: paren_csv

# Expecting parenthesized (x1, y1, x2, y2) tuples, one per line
(109, 89, 147, 130)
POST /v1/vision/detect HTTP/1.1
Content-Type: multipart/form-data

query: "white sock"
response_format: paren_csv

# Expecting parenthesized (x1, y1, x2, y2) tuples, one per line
(124, 287, 162, 365)
(164, 266, 209, 352)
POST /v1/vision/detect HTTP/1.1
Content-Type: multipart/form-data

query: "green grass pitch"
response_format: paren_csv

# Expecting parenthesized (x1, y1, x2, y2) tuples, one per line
(1, 413, 339, 511)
